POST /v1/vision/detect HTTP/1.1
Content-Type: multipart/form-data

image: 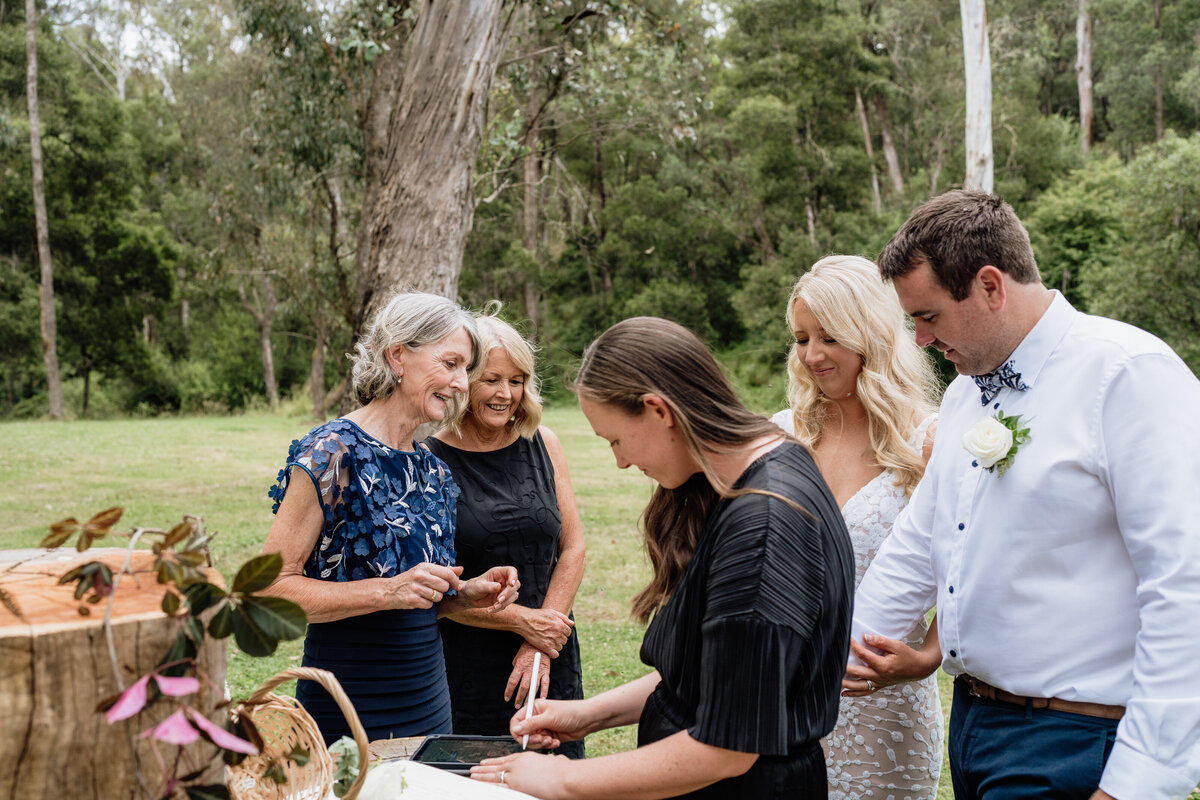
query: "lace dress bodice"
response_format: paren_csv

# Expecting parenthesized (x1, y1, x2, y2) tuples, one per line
(771, 410, 943, 800)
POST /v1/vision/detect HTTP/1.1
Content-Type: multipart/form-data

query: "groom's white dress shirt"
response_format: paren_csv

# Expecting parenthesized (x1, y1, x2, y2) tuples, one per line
(852, 292, 1200, 800)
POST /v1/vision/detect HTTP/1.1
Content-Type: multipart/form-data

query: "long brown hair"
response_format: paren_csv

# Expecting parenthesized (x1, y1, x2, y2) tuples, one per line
(574, 317, 786, 624)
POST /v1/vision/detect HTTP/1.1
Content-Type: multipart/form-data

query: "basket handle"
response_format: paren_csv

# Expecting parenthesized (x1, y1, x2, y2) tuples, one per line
(245, 666, 370, 800)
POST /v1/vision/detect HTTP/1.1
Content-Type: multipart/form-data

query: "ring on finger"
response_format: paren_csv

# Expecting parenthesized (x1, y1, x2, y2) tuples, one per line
(429, 588, 437, 603)
(866, 679, 876, 692)
(500, 770, 507, 785)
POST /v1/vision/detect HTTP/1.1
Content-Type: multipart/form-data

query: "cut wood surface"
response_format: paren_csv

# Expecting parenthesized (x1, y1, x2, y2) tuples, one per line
(0, 548, 227, 799)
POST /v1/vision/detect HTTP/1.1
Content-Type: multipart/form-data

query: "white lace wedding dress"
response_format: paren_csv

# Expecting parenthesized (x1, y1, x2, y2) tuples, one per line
(772, 410, 942, 800)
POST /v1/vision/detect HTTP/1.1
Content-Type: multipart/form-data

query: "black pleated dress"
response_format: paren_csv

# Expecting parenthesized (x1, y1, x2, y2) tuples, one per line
(425, 431, 585, 758)
(637, 441, 854, 798)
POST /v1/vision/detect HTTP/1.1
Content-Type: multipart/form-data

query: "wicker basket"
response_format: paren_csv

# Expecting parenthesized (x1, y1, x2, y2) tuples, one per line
(227, 667, 369, 800)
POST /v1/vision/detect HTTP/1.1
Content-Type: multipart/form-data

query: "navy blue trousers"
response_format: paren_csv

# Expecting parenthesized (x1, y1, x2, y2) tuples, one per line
(948, 676, 1119, 800)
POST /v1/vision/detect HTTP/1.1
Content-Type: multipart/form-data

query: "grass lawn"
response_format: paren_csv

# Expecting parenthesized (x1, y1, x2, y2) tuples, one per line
(4, 406, 1192, 800)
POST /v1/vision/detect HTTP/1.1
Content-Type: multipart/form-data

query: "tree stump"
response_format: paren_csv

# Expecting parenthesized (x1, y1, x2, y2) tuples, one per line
(0, 548, 228, 799)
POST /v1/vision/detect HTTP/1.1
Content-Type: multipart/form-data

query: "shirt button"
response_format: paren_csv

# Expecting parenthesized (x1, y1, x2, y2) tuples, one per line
(949, 649, 958, 658)
(972, 460, 978, 467)
(958, 523, 965, 531)
(993, 402, 1000, 409)
(949, 586, 955, 593)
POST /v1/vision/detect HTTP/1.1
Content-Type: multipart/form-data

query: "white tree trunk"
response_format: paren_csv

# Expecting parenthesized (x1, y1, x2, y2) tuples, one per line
(855, 89, 882, 214)
(354, 0, 516, 331)
(1076, 0, 1093, 154)
(960, 0, 993, 194)
(27, 0, 65, 420)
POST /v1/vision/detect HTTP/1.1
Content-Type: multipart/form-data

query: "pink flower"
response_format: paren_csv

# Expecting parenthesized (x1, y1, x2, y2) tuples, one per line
(139, 710, 200, 745)
(187, 709, 259, 754)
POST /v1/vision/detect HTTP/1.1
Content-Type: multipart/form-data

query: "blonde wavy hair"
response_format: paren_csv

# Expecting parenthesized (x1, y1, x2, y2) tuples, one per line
(785, 255, 940, 494)
(442, 304, 544, 439)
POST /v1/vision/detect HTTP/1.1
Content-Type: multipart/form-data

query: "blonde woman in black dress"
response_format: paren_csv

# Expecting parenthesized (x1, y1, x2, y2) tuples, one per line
(426, 309, 586, 757)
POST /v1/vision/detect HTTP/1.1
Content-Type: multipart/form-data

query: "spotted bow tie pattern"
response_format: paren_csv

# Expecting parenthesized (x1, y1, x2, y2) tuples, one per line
(973, 360, 1029, 405)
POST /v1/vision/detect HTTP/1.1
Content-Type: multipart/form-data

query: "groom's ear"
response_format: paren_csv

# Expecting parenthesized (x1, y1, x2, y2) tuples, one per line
(975, 265, 1007, 311)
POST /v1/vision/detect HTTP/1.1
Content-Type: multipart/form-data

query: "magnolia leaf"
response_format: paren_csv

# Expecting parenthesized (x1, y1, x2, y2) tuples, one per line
(208, 604, 234, 640)
(164, 520, 195, 549)
(187, 708, 258, 755)
(84, 506, 123, 533)
(154, 674, 200, 697)
(57, 565, 84, 585)
(41, 518, 79, 548)
(175, 550, 208, 569)
(185, 616, 206, 646)
(263, 759, 287, 785)
(139, 709, 200, 745)
(161, 590, 181, 616)
(284, 744, 311, 766)
(74, 574, 95, 601)
(185, 784, 232, 800)
(243, 596, 306, 643)
(184, 582, 227, 615)
(231, 553, 282, 595)
(230, 608, 275, 657)
(107, 674, 152, 723)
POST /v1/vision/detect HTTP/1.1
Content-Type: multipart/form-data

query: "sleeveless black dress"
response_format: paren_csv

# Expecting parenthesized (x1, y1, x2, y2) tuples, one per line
(425, 432, 585, 758)
(637, 442, 854, 798)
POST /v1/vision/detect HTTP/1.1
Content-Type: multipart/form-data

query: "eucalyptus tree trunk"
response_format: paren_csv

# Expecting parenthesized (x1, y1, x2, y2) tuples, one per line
(960, 0, 993, 194)
(872, 94, 905, 195)
(523, 80, 541, 334)
(353, 0, 517, 336)
(1076, 0, 1093, 154)
(854, 89, 882, 214)
(237, 266, 279, 410)
(26, 0, 64, 420)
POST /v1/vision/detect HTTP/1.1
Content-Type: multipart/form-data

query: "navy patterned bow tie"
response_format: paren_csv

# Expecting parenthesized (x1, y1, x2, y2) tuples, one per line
(973, 360, 1029, 405)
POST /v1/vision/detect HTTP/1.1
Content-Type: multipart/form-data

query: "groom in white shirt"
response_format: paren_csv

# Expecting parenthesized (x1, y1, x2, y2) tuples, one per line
(849, 189, 1200, 800)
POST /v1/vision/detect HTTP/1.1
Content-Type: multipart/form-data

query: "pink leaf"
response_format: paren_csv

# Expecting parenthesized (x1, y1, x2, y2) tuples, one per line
(187, 708, 259, 755)
(153, 674, 199, 697)
(106, 674, 152, 724)
(138, 709, 200, 745)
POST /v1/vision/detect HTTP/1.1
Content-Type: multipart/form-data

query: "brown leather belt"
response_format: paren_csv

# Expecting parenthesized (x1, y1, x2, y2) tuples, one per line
(961, 675, 1125, 720)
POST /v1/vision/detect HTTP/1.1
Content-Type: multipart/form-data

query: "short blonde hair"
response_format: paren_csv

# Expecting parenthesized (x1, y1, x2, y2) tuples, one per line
(349, 292, 480, 409)
(444, 306, 543, 439)
(785, 255, 940, 493)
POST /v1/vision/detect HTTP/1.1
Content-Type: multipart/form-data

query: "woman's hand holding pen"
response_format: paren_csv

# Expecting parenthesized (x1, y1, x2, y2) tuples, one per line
(506, 643, 551, 707)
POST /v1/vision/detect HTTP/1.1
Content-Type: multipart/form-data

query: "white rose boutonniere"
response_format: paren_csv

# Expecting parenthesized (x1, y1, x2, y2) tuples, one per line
(962, 410, 1031, 476)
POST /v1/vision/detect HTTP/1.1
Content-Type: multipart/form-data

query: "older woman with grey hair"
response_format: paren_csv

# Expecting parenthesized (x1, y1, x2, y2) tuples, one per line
(263, 291, 520, 744)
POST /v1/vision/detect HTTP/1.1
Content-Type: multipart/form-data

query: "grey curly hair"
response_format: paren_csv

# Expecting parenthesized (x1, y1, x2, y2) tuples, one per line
(349, 292, 481, 407)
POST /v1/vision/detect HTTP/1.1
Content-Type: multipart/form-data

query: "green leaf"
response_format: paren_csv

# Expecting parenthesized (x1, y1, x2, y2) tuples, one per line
(242, 596, 307, 642)
(231, 607, 276, 657)
(185, 784, 232, 800)
(208, 604, 234, 639)
(284, 744, 311, 766)
(184, 582, 227, 615)
(161, 590, 180, 616)
(263, 759, 287, 785)
(84, 506, 123, 534)
(232, 553, 282, 595)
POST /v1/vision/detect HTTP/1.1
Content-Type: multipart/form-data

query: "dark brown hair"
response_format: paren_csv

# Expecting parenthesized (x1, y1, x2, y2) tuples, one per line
(878, 189, 1041, 301)
(574, 317, 786, 624)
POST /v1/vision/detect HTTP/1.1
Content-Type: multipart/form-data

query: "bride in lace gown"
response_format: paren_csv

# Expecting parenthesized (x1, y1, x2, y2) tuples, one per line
(772, 255, 944, 800)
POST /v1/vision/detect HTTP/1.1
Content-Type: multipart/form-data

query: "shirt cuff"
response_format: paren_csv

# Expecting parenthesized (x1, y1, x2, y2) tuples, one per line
(1099, 740, 1198, 800)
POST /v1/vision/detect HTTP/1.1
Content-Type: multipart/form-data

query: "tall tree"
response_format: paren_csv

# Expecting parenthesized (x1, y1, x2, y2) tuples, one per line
(1076, 0, 1093, 153)
(25, 0, 64, 419)
(960, 0, 994, 192)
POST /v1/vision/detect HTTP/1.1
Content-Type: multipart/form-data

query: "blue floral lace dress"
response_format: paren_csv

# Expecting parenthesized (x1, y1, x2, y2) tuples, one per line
(268, 418, 460, 744)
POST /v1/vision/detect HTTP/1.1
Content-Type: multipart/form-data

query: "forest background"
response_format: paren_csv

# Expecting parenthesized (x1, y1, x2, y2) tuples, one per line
(2, 0, 1200, 420)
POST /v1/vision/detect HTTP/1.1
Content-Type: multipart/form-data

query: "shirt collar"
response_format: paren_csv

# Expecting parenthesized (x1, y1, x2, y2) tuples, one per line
(1002, 290, 1076, 390)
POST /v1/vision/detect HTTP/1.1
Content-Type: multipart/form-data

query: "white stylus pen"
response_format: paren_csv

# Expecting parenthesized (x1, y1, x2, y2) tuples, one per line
(521, 651, 542, 750)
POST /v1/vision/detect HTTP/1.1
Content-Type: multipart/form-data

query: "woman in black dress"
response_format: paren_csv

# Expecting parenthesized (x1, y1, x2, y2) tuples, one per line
(471, 316, 855, 799)
(426, 310, 586, 757)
